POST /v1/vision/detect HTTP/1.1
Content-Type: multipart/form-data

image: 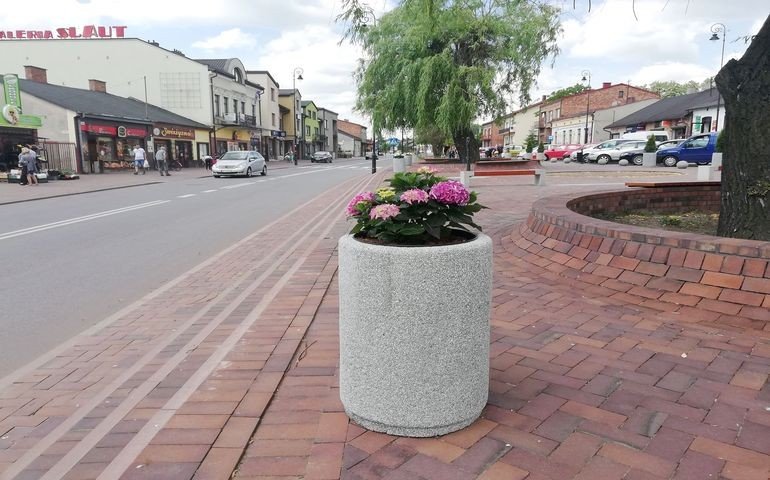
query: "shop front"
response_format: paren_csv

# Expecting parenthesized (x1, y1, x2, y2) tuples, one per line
(78, 120, 149, 173)
(152, 124, 197, 167)
(214, 127, 252, 156)
(1, 74, 43, 172)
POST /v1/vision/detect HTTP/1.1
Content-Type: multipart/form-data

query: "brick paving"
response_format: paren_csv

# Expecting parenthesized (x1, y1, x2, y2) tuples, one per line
(2, 164, 770, 479)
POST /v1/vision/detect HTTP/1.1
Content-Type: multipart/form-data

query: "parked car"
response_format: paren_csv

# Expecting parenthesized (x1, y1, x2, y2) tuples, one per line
(618, 139, 685, 165)
(656, 132, 717, 167)
(585, 140, 647, 163)
(212, 150, 267, 177)
(311, 151, 333, 163)
(570, 139, 632, 162)
(543, 144, 583, 160)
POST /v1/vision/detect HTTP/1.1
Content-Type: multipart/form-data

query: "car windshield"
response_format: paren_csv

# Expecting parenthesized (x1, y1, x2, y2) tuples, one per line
(220, 152, 249, 161)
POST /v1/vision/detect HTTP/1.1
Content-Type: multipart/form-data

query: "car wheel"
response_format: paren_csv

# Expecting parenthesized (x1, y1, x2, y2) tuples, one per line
(246, 167, 252, 177)
(261, 165, 267, 176)
(662, 156, 678, 167)
(543, 154, 550, 161)
(597, 154, 611, 163)
(696, 159, 711, 166)
(213, 175, 220, 178)
(632, 155, 643, 166)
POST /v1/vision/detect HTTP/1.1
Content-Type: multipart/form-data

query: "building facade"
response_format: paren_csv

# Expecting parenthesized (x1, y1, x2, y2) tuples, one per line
(550, 98, 660, 145)
(247, 70, 283, 160)
(337, 119, 367, 157)
(317, 108, 338, 155)
(301, 101, 321, 156)
(278, 89, 303, 158)
(480, 120, 504, 149)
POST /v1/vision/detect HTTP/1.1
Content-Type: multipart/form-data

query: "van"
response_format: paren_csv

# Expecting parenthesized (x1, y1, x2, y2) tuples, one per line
(621, 130, 669, 142)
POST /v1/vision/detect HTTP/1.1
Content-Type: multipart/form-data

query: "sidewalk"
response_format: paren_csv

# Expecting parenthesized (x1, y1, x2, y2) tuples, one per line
(0, 160, 302, 206)
(0, 166, 768, 480)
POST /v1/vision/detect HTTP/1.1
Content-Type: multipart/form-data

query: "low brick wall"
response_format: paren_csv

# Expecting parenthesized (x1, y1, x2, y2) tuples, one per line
(515, 185, 770, 333)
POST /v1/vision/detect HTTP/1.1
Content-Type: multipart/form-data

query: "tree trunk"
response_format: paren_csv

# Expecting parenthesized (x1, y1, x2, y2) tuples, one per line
(452, 128, 480, 164)
(716, 15, 770, 240)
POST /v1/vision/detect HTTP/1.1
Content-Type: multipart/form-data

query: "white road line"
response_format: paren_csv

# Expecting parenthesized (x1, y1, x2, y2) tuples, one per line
(177, 194, 196, 198)
(201, 189, 217, 193)
(220, 182, 252, 189)
(0, 200, 170, 241)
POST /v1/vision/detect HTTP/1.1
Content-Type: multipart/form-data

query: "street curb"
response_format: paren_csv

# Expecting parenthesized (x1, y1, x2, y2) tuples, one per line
(0, 181, 163, 206)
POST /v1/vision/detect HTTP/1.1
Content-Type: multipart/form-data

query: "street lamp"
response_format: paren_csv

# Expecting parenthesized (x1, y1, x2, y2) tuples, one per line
(578, 70, 591, 162)
(292, 67, 304, 165)
(710, 23, 726, 132)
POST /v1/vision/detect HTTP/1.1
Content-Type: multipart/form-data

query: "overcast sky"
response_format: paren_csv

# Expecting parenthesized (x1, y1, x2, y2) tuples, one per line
(1, 0, 766, 129)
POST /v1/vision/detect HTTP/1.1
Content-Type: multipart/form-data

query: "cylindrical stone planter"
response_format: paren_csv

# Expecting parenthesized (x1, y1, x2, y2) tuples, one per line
(393, 157, 405, 172)
(642, 152, 656, 167)
(338, 234, 492, 437)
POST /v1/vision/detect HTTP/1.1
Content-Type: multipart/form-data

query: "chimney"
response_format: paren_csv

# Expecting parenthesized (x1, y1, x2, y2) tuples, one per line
(602, 82, 611, 89)
(24, 65, 48, 84)
(88, 79, 107, 93)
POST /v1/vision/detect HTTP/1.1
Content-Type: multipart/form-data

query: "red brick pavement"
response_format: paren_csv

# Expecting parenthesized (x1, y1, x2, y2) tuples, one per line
(2, 167, 769, 480)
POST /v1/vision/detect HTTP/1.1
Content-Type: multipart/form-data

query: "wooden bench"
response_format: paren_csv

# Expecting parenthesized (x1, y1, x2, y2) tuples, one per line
(464, 169, 546, 186)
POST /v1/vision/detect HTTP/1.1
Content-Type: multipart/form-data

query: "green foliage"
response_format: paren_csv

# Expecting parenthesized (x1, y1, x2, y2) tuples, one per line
(347, 169, 486, 245)
(525, 133, 538, 153)
(660, 215, 683, 227)
(644, 134, 657, 153)
(547, 83, 587, 102)
(341, 0, 561, 145)
(537, 141, 545, 153)
(716, 129, 725, 153)
(643, 80, 707, 98)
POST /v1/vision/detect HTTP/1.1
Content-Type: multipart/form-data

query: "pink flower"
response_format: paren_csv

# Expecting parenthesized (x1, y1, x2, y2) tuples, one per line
(346, 191, 376, 216)
(369, 204, 401, 220)
(400, 188, 429, 205)
(429, 180, 470, 205)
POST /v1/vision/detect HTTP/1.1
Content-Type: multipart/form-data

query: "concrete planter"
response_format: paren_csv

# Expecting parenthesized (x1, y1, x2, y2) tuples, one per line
(393, 157, 406, 172)
(338, 234, 492, 437)
(642, 152, 657, 167)
(405, 154, 413, 166)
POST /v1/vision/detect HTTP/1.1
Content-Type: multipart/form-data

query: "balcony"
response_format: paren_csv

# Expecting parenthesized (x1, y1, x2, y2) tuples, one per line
(498, 127, 511, 135)
(218, 113, 258, 128)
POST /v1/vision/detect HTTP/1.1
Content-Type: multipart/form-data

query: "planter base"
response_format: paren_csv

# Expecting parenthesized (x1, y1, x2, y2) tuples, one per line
(347, 409, 480, 437)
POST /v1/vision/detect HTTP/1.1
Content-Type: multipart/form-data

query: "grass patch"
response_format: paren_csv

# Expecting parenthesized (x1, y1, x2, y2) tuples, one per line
(595, 210, 719, 235)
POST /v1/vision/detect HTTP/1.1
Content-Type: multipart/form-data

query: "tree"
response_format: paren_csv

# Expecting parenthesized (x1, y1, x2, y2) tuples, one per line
(339, 0, 560, 163)
(547, 83, 587, 102)
(643, 80, 701, 98)
(414, 124, 448, 157)
(715, 15, 770, 241)
(524, 133, 538, 153)
(644, 134, 657, 153)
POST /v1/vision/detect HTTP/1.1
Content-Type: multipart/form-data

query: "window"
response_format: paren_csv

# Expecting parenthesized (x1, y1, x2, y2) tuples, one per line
(271, 88, 276, 101)
(251, 105, 256, 117)
(314, 127, 318, 135)
(241, 101, 246, 115)
(272, 113, 276, 126)
(234, 68, 243, 84)
(214, 94, 220, 117)
(224, 96, 229, 114)
(306, 126, 310, 135)
(555, 108, 560, 119)
(233, 99, 238, 115)
(618, 90, 624, 98)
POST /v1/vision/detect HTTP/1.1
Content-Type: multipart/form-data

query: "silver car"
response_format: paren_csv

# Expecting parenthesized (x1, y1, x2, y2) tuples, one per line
(570, 139, 632, 162)
(585, 140, 647, 163)
(212, 151, 267, 177)
(311, 151, 333, 163)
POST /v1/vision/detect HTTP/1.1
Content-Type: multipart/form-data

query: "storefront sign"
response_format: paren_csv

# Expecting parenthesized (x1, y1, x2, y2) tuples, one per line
(0, 74, 42, 128)
(152, 125, 195, 140)
(271, 130, 286, 138)
(0, 25, 127, 40)
(81, 123, 146, 137)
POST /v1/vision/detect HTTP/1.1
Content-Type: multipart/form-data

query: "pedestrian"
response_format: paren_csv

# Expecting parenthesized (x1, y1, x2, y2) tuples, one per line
(155, 145, 170, 176)
(132, 144, 146, 175)
(203, 154, 212, 170)
(19, 147, 38, 186)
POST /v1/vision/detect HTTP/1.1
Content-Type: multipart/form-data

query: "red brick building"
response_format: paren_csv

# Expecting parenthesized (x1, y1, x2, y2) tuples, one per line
(538, 83, 659, 143)
(481, 120, 505, 149)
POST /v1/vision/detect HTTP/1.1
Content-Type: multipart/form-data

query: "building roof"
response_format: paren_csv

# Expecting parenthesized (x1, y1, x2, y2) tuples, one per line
(301, 100, 318, 109)
(318, 107, 339, 116)
(606, 90, 721, 129)
(195, 58, 264, 91)
(279, 89, 298, 96)
(10, 78, 208, 129)
(246, 70, 280, 88)
(337, 119, 366, 139)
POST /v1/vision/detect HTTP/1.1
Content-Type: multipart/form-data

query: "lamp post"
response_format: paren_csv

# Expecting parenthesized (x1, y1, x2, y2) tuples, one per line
(292, 67, 304, 165)
(709, 23, 726, 132)
(578, 70, 591, 162)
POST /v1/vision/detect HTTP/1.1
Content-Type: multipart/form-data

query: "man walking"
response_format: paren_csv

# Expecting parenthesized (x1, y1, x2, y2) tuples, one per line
(132, 144, 146, 175)
(155, 145, 170, 176)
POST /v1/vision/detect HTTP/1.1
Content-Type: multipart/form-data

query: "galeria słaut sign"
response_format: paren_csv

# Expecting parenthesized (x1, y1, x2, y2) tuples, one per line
(0, 26, 127, 40)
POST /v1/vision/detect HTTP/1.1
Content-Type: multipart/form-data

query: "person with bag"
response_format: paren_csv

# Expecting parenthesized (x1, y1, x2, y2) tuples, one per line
(155, 146, 170, 176)
(132, 144, 147, 175)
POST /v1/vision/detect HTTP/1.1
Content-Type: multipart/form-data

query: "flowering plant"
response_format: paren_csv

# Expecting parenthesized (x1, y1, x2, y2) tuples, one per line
(345, 167, 486, 245)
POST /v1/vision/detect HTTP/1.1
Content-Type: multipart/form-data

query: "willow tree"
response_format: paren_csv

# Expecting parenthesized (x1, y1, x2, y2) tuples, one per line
(339, 0, 560, 161)
(716, 15, 770, 240)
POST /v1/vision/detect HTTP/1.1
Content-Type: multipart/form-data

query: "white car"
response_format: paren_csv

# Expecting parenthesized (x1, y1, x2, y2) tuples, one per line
(212, 151, 267, 177)
(585, 140, 647, 163)
(570, 139, 632, 162)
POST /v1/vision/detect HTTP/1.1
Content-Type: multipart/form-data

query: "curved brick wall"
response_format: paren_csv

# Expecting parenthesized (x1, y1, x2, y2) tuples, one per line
(517, 186, 770, 333)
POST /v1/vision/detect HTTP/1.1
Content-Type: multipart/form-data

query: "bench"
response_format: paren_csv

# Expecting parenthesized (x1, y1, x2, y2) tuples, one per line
(462, 169, 545, 186)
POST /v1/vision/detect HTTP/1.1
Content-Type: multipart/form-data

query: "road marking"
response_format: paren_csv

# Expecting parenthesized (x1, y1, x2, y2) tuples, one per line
(177, 194, 196, 198)
(220, 182, 252, 189)
(0, 200, 170, 242)
(201, 189, 217, 193)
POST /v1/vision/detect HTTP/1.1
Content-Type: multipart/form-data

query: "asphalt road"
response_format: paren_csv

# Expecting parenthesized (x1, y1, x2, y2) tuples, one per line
(0, 157, 377, 376)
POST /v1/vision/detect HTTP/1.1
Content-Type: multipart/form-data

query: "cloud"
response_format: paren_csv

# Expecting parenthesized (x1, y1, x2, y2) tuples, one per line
(628, 62, 713, 85)
(192, 28, 256, 50)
